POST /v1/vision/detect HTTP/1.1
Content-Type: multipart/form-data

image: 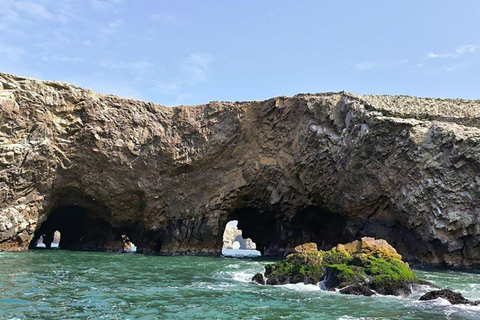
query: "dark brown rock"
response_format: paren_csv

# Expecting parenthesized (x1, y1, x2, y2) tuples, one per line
(0, 72, 479, 268)
(252, 273, 266, 285)
(419, 289, 479, 305)
(339, 284, 375, 296)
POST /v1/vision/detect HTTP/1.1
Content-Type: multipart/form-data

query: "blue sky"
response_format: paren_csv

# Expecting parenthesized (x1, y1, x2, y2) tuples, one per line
(1, 0, 479, 106)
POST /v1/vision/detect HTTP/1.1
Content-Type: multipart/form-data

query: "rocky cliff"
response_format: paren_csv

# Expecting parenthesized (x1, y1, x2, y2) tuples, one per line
(0, 72, 479, 267)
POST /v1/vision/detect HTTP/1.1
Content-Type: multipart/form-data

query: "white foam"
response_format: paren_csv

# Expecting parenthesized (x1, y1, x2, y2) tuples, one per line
(233, 270, 255, 283)
(124, 243, 137, 253)
(281, 282, 320, 292)
(218, 269, 257, 283)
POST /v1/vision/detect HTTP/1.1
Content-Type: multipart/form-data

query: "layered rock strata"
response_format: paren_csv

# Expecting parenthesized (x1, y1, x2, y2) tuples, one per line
(0, 72, 479, 267)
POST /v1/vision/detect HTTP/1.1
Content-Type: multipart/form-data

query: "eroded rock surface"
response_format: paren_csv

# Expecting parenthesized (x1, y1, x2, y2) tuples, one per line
(336, 237, 402, 260)
(0, 72, 479, 267)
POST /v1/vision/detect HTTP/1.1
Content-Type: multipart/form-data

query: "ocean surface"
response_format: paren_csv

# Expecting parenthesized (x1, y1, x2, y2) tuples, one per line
(0, 250, 479, 320)
(221, 248, 261, 258)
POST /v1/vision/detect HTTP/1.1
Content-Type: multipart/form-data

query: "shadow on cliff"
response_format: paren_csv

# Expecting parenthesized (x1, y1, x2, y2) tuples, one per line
(29, 187, 142, 253)
(226, 206, 353, 256)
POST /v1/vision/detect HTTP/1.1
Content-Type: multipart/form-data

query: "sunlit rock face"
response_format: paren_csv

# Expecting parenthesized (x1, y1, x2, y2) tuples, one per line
(222, 223, 256, 250)
(0, 72, 479, 267)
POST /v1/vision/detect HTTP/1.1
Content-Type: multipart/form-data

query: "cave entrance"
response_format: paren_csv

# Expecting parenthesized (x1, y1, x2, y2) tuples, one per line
(29, 187, 143, 253)
(30, 204, 124, 252)
(221, 220, 261, 258)
(223, 206, 283, 256)
(221, 206, 352, 257)
(287, 206, 351, 251)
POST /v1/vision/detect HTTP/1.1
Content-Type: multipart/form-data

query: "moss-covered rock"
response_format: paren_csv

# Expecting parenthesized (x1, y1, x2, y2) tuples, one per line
(320, 264, 364, 290)
(256, 238, 420, 296)
(356, 255, 417, 295)
(264, 257, 325, 285)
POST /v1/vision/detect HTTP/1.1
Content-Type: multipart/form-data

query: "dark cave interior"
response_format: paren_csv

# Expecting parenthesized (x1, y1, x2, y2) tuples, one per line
(227, 207, 279, 255)
(227, 205, 353, 256)
(29, 205, 120, 250)
(29, 188, 140, 252)
(287, 206, 352, 251)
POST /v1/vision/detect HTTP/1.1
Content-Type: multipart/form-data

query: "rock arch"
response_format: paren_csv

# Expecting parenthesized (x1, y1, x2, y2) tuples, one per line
(29, 187, 141, 252)
(0, 72, 479, 267)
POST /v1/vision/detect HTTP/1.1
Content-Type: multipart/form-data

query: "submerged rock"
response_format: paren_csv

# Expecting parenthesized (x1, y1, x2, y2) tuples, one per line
(260, 238, 419, 296)
(339, 284, 375, 296)
(419, 289, 480, 305)
(252, 273, 266, 285)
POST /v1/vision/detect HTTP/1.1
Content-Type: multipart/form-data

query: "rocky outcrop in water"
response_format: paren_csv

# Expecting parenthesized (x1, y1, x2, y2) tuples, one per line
(0, 72, 479, 267)
(420, 289, 480, 305)
(253, 238, 419, 296)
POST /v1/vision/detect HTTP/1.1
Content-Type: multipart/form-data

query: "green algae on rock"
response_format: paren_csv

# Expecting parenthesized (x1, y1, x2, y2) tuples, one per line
(253, 237, 419, 296)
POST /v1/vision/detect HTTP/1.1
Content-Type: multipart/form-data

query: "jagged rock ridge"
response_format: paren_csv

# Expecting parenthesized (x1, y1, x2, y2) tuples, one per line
(0, 72, 479, 267)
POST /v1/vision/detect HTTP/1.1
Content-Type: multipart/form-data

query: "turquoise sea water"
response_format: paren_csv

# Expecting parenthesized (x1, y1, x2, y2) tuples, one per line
(0, 251, 479, 320)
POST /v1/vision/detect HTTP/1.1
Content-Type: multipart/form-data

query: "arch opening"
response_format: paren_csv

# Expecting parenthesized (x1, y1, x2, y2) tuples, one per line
(30, 205, 115, 250)
(221, 205, 354, 257)
(232, 240, 241, 250)
(28, 187, 146, 253)
(30, 204, 141, 253)
(221, 220, 261, 258)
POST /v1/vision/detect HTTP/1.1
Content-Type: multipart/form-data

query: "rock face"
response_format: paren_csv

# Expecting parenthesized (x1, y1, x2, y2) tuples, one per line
(0, 72, 479, 267)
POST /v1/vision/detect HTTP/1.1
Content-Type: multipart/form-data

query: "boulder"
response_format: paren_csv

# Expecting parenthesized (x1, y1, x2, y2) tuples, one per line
(260, 238, 419, 296)
(294, 242, 318, 253)
(336, 237, 402, 260)
(252, 273, 266, 285)
(419, 289, 480, 305)
(339, 284, 375, 296)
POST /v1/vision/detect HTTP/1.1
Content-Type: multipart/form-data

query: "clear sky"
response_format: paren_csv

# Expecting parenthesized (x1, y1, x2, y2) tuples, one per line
(1, 1, 479, 106)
